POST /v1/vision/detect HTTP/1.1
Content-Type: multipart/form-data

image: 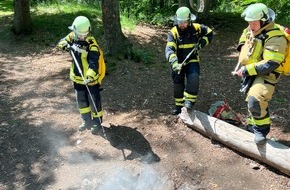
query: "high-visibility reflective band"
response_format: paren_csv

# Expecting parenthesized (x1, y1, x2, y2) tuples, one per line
(169, 54, 177, 62)
(175, 98, 184, 106)
(79, 107, 91, 114)
(167, 41, 177, 49)
(92, 110, 103, 118)
(251, 39, 263, 63)
(249, 117, 271, 126)
(175, 102, 184, 106)
(179, 44, 194, 49)
(184, 92, 197, 101)
(246, 64, 257, 75)
(264, 50, 285, 63)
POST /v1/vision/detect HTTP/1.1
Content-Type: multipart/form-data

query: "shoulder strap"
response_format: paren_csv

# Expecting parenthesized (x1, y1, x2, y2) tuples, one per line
(170, 26, 179, 40)
(261, 25, 285, 43)
(192, 23, 201, 35)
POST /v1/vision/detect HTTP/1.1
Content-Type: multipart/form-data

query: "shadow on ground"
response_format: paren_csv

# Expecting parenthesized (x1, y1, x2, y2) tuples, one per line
(98, 124, 161, 164)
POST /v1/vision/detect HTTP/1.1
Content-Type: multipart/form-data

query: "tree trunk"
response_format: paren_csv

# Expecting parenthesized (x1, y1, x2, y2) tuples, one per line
(102, 0, 131, 59)
(178, 0, 195, 16)
(159, 0, 164, 9)
(179, 108, 290, 177)
(13, 0, 32, 35)
(202, 0, 211, 15)
(178, 0, 191, 8)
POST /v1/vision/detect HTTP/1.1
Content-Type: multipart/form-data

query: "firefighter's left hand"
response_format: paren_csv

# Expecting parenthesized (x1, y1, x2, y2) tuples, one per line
(172, 61, 182, 72)
(85, 69, 99, 85)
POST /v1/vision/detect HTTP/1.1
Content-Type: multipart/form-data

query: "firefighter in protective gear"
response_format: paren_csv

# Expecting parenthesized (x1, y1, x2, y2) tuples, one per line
(235, 3, 287, 144)
(57, 16, 104, 135)
(165, 6, 213, 115)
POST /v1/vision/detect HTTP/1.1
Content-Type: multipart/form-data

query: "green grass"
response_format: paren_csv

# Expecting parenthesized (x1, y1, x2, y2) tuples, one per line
(0, 1, 136, 47)
(0, 0, 13, 15)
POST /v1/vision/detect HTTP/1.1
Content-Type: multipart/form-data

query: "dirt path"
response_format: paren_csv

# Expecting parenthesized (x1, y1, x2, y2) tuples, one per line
(0, 24, 290, 190)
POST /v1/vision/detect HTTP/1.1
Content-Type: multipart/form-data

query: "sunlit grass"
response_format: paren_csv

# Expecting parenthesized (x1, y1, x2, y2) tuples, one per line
(32, 2, 101, 15)
(0, 0, 13, 15)
(121, 15, 136, 31)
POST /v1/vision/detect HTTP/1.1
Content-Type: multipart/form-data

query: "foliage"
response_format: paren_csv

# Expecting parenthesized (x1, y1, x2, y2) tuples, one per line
(1, 0, 289, 53)
(211, 0, 290, 22)
(0, 0, 13, 15)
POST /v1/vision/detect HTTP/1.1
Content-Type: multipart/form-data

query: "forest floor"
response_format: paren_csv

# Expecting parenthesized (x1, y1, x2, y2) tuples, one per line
(1, 22, 290, 190)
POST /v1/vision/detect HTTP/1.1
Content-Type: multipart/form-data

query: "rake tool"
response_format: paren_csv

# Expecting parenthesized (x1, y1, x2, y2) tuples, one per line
(177, 41, 201, 75)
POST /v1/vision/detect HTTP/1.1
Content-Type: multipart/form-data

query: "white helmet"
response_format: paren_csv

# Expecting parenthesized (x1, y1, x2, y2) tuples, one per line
(241, 3, 273, 22)
(176, 7, 196, 22)
(68, 16, 91, 38)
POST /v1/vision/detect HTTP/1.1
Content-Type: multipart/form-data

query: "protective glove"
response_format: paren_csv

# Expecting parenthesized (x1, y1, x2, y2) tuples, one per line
(85, 69, 99, 85)
(196, 39, 206, 50)
(172, 61, 182, 72)
(57, 40, 70, 51)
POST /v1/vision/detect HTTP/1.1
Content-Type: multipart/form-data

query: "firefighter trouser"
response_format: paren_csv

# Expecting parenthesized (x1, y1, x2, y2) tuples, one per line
(246, 77, 275, 132)
(171, 62, 200, 107)
(74, 83, 103, 126)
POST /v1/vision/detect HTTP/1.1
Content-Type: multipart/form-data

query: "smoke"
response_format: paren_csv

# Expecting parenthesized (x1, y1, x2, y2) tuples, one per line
(98, 165, 173, 190)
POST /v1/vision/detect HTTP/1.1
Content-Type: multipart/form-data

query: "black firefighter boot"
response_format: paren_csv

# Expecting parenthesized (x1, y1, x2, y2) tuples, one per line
(91, 118, 103, 135)
(248, 125, 270, 145)
(79, 113, 92, 131)
(184, 100, 194, 110)
(172, 106, 182, 115)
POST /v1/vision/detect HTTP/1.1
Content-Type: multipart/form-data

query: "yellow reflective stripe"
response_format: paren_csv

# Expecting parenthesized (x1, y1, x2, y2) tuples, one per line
(249, 117, 271, 125)
(264, 50, 285, 63)
(70, 75, 85, 84)
(169, 54, 177, 61)
(184, 92, 197, 101)
(246, 64, 257, 75)
(179, 44, 194, 49)
(252, 39, 263, 62)
(79, 107, 91, 114)
(167, 42, 176, 49)
(266, 29, 284, 40)
(92, 110, 103, 118)
(188, 59, 199, 63)
(90, 46, 98, 51)
(175, 99, 184, 106)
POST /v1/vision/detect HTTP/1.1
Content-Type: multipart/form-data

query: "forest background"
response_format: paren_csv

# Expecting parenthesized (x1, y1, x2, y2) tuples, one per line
(1, 0, 290, 189)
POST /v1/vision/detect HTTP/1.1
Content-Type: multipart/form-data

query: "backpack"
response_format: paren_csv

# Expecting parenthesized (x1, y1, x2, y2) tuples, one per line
(264, 24, 290, 76)
(97, 47, 106, 84)
(208, 100, 242, 125)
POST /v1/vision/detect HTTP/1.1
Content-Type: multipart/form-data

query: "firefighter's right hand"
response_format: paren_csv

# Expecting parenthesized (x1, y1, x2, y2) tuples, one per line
(172, 61, 182, 72)
(57, 40, 70, 51)
(235, 66, 245, 77)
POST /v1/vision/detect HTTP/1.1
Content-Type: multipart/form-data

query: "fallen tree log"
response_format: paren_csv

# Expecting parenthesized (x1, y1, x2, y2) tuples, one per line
(179, 108, 290, 177)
